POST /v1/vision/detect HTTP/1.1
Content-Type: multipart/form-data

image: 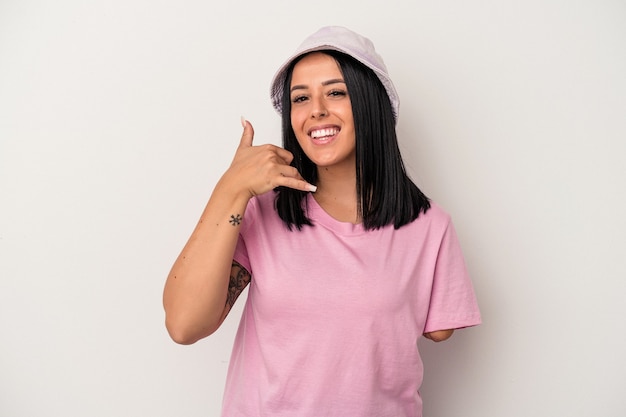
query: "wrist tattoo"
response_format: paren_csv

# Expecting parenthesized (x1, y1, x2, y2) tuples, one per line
(229, 214, 242, 226)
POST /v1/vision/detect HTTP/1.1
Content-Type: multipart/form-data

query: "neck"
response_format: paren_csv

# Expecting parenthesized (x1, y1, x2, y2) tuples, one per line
(313, 164, 360, 224)
(316, 163, 356, 195)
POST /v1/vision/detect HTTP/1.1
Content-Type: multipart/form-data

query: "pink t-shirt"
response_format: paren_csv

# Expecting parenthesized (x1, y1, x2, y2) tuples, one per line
(222, 192, 481, 416)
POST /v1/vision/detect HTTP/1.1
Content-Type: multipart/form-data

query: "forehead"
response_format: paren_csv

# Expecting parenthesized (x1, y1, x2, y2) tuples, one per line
(291, 52, 343, 83)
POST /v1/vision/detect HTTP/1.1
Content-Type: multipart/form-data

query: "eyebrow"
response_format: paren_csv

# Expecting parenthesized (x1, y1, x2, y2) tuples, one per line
(290, 78, 346, 93)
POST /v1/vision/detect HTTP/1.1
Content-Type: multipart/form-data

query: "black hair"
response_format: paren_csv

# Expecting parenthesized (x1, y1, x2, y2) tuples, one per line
(275, 50, 430, 230)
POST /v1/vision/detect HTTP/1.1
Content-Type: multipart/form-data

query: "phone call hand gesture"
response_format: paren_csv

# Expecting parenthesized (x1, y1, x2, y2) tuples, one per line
(221, 119, 316, 200)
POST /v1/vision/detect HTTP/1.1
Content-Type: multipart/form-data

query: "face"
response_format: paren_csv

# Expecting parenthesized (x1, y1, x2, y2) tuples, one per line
(289, 52, 356, 171)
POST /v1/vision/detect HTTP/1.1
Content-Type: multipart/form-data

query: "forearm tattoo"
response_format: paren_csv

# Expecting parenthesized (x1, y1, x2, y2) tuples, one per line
(226, 260, 251, 310)
(229, 214, 242, 226)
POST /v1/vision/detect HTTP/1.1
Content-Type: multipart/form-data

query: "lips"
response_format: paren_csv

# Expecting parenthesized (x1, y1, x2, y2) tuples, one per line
(309, 127, 340, 141)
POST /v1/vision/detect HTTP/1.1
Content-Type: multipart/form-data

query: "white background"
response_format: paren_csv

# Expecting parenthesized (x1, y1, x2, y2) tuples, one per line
(1, 1, 625, 416)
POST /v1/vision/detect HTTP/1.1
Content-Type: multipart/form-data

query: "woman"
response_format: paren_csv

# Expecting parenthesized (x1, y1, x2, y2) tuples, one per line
(163, 26, 481, 416)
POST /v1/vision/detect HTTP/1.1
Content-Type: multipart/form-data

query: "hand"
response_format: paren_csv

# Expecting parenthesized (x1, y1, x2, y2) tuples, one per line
(222, 119, 316, 199)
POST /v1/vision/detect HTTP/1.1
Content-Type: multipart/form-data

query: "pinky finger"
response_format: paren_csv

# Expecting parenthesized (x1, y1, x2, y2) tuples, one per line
(280, 176, 317, 193)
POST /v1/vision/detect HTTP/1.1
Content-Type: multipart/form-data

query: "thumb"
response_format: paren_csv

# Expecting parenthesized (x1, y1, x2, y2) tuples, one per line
(238, 117, 255, 149)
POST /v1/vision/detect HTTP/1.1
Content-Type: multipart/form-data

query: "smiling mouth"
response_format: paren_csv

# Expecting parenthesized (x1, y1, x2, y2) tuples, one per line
(309, 127, 340, 140)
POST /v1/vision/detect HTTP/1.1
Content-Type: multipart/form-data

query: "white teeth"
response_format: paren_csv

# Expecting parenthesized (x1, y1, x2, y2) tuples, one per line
(310, 128, 339, 139)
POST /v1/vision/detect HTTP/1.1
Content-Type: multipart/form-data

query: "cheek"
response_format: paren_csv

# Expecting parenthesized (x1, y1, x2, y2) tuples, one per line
(290, 107, 306, 126)
(289, 115, 308, 144)
(340, 103, 354, 123)
(290, 110, 310, 142)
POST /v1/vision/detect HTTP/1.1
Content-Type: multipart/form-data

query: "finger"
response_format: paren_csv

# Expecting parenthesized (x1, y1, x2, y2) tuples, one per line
(278, 165, 305, 180)
(238, 118, 255, 149)
(276, 166, 316, 192)
(278, 176, 317, 193)
(257, 144, 293, 165)
(273, 146, 294, 165)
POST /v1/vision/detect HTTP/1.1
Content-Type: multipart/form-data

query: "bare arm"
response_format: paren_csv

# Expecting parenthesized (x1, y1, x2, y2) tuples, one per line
(162, 180, 251, 345)
(219, 261, 252, 324)
(423, 329, 455, 342)
(163, 120, 315, 345)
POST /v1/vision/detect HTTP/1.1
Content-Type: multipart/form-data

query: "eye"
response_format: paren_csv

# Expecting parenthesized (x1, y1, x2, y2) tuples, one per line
(328, 89, 347, 98)
(291, 95, 308, 104)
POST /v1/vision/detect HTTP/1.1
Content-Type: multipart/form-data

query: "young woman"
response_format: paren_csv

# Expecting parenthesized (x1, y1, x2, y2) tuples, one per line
(163, 26, 481, 416)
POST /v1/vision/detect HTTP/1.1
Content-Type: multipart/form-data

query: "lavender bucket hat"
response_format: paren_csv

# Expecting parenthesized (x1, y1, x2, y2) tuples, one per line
(269, 26, 400, 123)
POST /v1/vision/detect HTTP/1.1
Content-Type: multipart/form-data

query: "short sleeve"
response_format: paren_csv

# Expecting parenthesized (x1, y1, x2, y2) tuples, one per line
(423, 219, 481, 333)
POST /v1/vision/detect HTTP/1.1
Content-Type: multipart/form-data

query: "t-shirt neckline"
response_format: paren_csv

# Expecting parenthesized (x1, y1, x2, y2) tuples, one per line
(305, 193, 367, 236)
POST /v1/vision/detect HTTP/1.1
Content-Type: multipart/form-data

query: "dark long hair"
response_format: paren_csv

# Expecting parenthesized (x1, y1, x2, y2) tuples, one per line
(275, 50, 430, 230)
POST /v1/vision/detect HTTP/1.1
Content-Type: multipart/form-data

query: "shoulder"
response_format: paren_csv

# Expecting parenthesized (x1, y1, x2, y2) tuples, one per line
(385, 201, 453, 244)
(246, 191, 277, 215)
(241, 191, 282, 234)
(414, 200, 452, 229)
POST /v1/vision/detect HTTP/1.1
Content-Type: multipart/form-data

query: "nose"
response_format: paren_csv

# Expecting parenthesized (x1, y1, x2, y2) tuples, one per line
(310, 96, 328, 119)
